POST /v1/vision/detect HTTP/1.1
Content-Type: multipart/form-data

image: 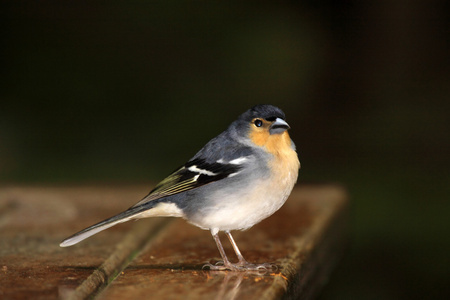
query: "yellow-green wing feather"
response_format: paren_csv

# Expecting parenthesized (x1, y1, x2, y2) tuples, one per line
(131, 159, 242, 207)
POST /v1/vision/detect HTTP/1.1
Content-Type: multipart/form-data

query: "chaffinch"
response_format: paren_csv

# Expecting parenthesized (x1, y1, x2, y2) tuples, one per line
(60, 104, 300, 271)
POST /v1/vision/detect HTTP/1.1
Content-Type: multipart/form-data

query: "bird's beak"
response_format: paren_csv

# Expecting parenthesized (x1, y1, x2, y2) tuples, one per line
(270, 118, 290, 134)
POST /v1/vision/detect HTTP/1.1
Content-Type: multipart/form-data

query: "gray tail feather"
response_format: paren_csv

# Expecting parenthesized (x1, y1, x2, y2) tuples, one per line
(59, 203, 155, 247)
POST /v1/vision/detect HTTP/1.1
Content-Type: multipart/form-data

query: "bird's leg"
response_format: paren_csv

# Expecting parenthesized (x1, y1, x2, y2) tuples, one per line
(212, 231, 232, 268)
(203, 230, 278, 271)
(203, 229, 240, 271)
(225, 231, 249, 266)
(225, 231, 277, 271)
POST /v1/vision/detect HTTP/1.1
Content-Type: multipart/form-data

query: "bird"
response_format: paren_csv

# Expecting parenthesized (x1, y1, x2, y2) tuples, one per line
(60, 104, 300, 271)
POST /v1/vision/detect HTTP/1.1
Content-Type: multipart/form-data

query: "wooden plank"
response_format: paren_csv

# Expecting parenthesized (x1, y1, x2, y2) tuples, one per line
(0, 185, 165, 300)
(0, 184, 348, 299)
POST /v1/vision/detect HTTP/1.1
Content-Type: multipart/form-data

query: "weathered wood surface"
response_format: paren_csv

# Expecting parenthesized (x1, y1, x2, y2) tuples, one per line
(0, 184, 348, 299)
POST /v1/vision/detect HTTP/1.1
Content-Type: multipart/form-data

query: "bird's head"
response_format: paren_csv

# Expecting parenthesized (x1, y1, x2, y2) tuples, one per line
(231, 104, 293, 150)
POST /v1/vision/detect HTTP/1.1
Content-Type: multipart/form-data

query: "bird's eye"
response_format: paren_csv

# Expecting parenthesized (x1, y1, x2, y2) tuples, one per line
(254, 119, 263, 127)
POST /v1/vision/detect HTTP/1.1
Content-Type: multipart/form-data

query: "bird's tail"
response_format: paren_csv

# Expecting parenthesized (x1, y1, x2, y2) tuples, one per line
(59, 202, 156, 247)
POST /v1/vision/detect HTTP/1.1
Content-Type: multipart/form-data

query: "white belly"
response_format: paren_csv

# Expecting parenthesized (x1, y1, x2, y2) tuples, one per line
(188, 136, 300, 232)
(190, 161, 298, 232)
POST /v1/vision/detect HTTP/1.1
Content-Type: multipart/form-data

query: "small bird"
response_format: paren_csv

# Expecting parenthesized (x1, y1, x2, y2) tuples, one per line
(60, 104, 300, 271)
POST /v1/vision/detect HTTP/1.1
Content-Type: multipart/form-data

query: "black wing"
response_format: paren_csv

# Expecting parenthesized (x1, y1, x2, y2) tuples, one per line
(131, 158, 243, 207)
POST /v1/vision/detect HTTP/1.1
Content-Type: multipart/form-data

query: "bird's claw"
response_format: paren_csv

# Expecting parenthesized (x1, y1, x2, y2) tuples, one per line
(202, 261, 278, 272)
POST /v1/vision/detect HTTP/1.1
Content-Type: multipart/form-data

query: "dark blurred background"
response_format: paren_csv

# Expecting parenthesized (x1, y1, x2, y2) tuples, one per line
(1, 1, 449, 298)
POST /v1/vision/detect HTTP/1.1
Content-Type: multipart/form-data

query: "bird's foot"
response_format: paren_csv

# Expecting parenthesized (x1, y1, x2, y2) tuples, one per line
(202, 261, 278, 272)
